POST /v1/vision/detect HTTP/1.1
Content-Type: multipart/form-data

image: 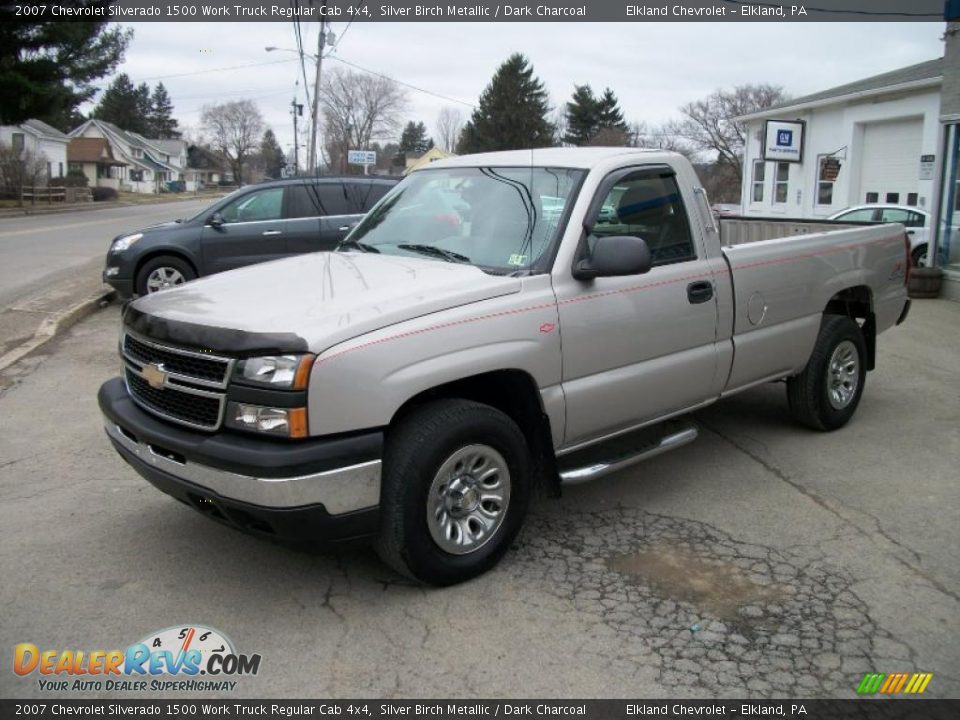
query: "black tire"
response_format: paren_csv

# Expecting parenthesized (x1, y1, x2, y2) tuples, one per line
(375, 399, 531, 586)
(786, 314, 867, 431)
(135, 255, 196, 296)
(911, 244, 928, 268)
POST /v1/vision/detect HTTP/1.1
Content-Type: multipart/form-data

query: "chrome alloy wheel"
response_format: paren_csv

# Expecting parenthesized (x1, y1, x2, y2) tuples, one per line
(145, 266, 186, 293)
(827, 340, 859, 410)
(427, 444, 511, 555)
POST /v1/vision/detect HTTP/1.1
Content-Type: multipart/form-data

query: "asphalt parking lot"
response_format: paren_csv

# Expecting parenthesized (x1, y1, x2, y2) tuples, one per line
(0, 298, 958, 699)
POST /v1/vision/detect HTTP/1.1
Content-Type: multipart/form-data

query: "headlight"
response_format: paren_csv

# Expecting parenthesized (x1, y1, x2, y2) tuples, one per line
(225, 402, 308, 438)
(233, 354, 314, 389)
(111, 233, 143, 253)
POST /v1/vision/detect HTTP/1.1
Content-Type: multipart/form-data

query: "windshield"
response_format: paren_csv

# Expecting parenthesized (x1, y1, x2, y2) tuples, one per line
(342, 166, 584, 273)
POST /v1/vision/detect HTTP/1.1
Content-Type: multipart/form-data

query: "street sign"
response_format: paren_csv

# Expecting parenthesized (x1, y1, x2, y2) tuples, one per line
(348, 150, 376, 166)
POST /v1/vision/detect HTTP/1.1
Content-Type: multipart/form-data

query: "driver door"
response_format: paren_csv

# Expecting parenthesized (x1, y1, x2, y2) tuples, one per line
(554, 167, 721, 447)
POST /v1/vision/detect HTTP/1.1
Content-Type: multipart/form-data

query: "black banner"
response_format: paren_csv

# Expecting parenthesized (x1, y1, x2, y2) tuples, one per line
(1, 700, 960, 720)
(0, 0, 949, 23)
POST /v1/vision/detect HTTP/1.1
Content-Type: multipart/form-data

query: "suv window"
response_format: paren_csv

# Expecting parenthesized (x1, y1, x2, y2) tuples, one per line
(220, 187, 284, 223)
(346, 181, 393, 213)
(286, 183, 351, 218)
(591, 171, 696, 266)
(880, 208, 925, 228)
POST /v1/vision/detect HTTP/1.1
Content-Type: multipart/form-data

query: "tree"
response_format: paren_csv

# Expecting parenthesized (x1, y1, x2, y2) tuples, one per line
(435, 107, 462, 153)
(150, 82, 178, 139)
(93, 74, 152, 135)
(675, 84, 787, 178)
(201, 100, 265, 184)
(398, 121, 434, 157)
(320, 67, 408, 174)
(457, 53, 554, 154)
(259, 129, 286, 179)
(563, 85, 629, 146)
(0, 141, 49, 197)
(0, 3, 132, 130)
(563, 85, 598, 146)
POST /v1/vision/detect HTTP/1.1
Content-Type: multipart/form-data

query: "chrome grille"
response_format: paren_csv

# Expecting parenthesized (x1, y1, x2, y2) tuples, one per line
(121, 332, 234, 431)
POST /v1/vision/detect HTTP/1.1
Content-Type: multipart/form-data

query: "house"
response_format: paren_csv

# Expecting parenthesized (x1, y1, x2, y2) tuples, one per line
(404, 147, 454, 175)
(66, 137, 127, 188)
(68, 119, 186, 193)
(0, 119, 70, 183)
(186, 145, 232, 187)
(737, 59, 943, 219)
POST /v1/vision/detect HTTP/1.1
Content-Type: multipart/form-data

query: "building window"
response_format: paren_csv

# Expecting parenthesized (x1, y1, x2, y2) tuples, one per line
(774, 162, 789, 204)
(865, 192, 879, 203)
(11, 132, 25, 153)
(906, 193, 918, 206)
(58, 162, 63, 177)
(886, 192, 900, 204)
(751, 160, 765, 203)
(817, 182, 833, 205)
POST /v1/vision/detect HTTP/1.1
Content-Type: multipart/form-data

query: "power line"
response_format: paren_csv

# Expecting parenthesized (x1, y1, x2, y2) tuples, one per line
(132, 58, 297, 83)
(328, 55, 476, 108)
(329, 1, 366, 53)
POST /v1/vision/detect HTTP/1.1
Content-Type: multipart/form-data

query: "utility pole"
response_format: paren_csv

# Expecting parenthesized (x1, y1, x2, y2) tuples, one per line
(307, 1, 327, 176)
(291, 98, 302, 176)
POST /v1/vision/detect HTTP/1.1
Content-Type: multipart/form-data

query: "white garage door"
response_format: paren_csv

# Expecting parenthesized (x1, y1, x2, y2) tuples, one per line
(859, 118, 923, 205)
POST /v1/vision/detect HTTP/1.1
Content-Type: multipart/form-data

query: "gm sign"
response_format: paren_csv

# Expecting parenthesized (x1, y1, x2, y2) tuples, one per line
(764, 120, 804, 163)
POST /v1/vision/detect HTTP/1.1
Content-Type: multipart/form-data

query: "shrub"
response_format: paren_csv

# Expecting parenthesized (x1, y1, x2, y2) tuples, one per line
(91, 187, 118, 201)
(50, 174, 89, 188)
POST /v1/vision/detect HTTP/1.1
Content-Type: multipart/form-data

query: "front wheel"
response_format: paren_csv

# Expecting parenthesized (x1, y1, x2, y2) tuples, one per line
(136, 255, 196, 296)
(786, 314, 867, 431)
(375, 399, 531, 585)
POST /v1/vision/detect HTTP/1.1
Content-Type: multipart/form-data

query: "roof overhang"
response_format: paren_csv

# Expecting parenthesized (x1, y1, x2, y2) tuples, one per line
(736, 76, 942, 122)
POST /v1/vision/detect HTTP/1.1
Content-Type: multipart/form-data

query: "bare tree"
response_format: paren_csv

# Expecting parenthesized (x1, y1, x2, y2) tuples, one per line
(0, 142, 49, 197)
(629, 120, 695, 157)
(320, 67, 408, 174)
(674, 84, 787, 177)
(435, 106, 463, 153)
(200, 100, 265, 184)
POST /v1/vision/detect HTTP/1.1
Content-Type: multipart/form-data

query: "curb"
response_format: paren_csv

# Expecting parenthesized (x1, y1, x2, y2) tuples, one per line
(0, 195, 224, 219)
(0, 289, 116, 373)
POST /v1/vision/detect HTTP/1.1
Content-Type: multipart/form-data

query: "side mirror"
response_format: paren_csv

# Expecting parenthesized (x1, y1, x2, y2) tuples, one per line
(207, 212, 225, 227)
(573, 235, 652, 281)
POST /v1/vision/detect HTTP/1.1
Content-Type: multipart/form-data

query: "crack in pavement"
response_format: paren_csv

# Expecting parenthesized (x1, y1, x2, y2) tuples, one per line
(699, 420, 959, 606)
(507, 506, 926, 696)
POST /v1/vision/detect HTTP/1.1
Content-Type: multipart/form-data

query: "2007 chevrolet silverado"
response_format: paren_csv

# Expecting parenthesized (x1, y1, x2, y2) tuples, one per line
(98, 148, 911, 585)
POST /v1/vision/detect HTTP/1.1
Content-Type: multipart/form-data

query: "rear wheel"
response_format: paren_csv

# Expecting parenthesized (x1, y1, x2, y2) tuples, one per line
(136, 255, 196, 296)
(787, 314, 867, 431)
(375, 399, 531, 585)
(911, 245, 928, 268)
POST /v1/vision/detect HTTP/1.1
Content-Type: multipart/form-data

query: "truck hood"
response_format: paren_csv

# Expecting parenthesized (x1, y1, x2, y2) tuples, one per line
(125, 251, 523, 356)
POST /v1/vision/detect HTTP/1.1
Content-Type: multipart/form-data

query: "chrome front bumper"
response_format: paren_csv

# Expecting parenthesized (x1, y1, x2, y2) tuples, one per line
(104, 421, 381, 515)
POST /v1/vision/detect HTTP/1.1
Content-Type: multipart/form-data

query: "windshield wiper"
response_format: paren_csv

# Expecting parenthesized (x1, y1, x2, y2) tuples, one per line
(338, 239, 380, 253)
(398, 243, 470, 264)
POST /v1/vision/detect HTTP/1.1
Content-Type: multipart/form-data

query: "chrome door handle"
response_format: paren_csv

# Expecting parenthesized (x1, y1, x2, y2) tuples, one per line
(338, 226, 351, 232)
(262, 230, 282, 236)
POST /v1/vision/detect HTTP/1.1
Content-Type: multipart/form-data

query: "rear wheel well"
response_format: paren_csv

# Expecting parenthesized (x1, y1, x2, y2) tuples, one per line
(389, 370, 560, 496)
(824, 285, 875, 370)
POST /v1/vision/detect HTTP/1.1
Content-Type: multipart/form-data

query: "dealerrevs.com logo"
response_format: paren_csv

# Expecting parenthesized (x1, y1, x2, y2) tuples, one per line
(14, 625, 261, 692)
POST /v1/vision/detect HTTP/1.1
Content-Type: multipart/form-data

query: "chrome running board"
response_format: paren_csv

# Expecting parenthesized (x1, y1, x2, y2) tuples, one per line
(559, 425, 698, 485)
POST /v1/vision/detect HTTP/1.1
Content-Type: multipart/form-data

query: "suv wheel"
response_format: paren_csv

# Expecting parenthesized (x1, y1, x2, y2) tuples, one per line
(136, 256, 196, 296)
(376, 399, 531, 585)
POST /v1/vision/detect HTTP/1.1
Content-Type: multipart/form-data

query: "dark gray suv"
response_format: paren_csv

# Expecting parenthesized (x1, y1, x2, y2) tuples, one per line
(103, 176, 399, 297)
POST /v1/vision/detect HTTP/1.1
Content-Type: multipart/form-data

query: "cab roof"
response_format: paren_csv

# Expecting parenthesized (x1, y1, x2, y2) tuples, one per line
(423, 147, 681, 171)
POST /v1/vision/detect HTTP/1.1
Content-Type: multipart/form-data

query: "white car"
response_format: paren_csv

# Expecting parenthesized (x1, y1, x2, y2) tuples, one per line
(829, 205, 929, 266)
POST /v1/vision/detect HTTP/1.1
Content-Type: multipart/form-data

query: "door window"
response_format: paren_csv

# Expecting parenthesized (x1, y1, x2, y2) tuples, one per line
(346, 181, 394, 212)
(590, 172, 696, 266)
(306, 183, 351, 216)
(880, 208, 925, 228)
(774, 162, 789, 204)
(219, 187, 284, 223)
(835, 208, 877, 223)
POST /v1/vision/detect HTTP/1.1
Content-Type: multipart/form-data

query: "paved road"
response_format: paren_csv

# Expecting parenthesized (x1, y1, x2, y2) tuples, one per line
(0, 300, 957, 699)
(0, 200, 213, 310)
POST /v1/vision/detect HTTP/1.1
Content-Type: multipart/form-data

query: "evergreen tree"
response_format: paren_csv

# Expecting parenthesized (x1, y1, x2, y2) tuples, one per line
(93, 74, 150, 135)
(259, 129, 286, 179)
(398, 121, 434, 155)
(457, 53, 554, 154)
(150, 82, 178, 138)
(0, 6, 132, 130)
(596, 88, 628, 133)
(134, 82, 153, 135)
(563, 85, 598, 146)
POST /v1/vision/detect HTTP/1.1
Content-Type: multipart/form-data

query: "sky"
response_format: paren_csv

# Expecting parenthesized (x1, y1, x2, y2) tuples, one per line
(94, 21, 945, 163)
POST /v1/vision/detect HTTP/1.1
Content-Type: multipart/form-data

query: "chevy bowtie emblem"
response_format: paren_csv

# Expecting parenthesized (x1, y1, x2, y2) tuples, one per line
(141, 363, 167, 389)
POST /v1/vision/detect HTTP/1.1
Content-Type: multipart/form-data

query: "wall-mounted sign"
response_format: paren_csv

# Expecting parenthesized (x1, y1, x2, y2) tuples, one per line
(763, 119, 805, 163)
(919, 154, 935, 181)
(820, 157, 842, 182)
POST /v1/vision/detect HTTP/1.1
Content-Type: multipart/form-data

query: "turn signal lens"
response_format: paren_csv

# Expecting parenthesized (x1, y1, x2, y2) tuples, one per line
(225, 403, 308, 438)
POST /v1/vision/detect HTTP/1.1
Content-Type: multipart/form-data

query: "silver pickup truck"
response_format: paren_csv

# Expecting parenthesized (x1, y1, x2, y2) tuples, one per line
(98, 148, 911, 585)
